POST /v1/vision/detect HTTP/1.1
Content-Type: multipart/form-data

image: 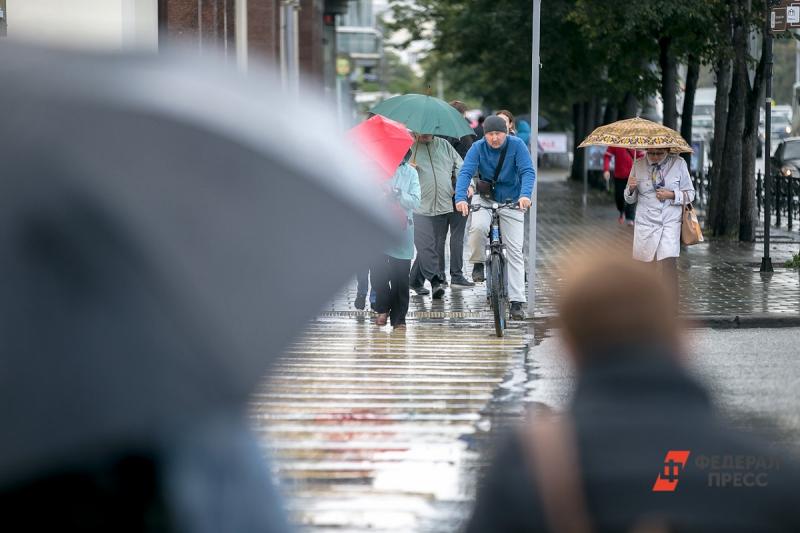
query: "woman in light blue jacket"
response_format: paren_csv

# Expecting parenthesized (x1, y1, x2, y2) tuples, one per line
(373, 152, 421, 329)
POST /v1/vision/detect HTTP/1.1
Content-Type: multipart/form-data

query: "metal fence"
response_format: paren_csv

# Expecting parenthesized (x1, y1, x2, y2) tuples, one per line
(690, 169, 800, 231)
(760, 171, 800, 230)
(691, 170, 710, 210)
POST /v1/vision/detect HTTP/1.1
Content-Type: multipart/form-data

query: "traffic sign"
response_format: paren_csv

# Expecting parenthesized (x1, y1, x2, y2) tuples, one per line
(789, 4, 800, 27)
(336, 56, 351, 77)
(771, 7, 788, 33)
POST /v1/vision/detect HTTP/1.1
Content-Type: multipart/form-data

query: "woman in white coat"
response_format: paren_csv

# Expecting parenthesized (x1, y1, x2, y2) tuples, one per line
(624, 148, 695, 291)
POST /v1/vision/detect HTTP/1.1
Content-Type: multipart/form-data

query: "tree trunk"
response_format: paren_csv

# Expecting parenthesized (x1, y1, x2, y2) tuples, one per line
(621, 91, 638, 119)
(680, 56, 701, 169)
(711, 3, 749, 238)
(593, 94, 603, 129)
(586, 96, 597, 134)
(740, 18, 766, 242)
(659, 35, 678, 128)
(707, 56, 733, 227)
(603, 101, 618, 125)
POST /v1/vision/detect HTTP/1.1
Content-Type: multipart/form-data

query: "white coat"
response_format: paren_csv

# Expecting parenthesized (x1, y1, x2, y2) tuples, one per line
(624, 154, 695, 261)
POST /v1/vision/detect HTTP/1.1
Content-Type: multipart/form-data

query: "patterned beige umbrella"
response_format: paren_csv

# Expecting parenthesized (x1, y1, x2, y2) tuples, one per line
(578, 117, 693, 153)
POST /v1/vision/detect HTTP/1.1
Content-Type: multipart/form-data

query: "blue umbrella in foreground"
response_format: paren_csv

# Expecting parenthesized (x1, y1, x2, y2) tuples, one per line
(0, 42, 399, 530)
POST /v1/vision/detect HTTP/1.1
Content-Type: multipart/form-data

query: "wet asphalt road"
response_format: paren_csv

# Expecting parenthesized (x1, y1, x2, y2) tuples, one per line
(526, 327, 800, 452)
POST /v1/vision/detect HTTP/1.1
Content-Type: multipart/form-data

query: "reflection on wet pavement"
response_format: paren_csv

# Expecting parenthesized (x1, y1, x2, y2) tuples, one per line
(252, 317, 530, 532)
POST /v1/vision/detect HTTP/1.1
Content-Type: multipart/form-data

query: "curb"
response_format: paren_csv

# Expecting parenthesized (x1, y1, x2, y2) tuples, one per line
(526, 313, 800, 329)
(685, 313, 800, 329)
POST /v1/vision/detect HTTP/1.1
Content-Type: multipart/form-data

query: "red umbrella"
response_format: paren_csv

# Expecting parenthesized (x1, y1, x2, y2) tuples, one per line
(349, 114, 414, 179)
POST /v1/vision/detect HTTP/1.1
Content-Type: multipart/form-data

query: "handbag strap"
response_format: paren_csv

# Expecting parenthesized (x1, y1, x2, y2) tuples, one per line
(488, 141, 509, 182)
(522, 412, 594, 533)
(682, 190, 693, 210)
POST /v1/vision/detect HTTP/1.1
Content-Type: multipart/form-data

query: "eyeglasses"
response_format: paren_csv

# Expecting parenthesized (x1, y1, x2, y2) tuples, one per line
(646, 151, 667, 156)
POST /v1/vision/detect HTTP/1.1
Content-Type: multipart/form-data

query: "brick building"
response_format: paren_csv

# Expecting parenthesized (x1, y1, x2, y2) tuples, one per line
(1, 0, 351, 95)
(158, 0, 351, 94)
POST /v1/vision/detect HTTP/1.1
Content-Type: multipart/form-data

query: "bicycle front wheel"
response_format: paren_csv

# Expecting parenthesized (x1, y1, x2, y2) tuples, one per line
(488, 255, 506, 337)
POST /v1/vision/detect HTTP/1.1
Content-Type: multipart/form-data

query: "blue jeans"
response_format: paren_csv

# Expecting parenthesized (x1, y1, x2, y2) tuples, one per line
(356, 270, 377, 305)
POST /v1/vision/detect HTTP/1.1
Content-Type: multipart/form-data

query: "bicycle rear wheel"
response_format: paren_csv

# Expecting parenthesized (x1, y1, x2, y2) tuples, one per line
(488, 255, 506, 337)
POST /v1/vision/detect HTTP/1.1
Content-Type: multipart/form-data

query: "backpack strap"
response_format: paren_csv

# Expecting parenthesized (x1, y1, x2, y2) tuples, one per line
(522, 411, 594, 533)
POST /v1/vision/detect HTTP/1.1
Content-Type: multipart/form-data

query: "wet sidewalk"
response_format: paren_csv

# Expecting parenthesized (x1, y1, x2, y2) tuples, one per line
(251, 168, 800, 532)
(532, 170, 800, 317)
(251, 317, 530, 532)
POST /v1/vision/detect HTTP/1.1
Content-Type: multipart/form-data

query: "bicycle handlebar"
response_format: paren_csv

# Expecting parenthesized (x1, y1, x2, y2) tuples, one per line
(468, 201, 520, 213)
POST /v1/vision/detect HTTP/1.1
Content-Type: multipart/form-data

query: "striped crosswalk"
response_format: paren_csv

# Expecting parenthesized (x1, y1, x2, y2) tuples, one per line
(251, 317, 529, 532)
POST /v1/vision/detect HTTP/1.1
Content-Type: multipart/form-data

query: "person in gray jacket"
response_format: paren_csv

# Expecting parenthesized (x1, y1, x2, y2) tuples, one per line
(408, 133, 463, 298)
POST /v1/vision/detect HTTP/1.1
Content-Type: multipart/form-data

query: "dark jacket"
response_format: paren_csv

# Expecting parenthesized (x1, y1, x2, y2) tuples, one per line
(443, 119, 477, 160)
(465, 348, 800, 533)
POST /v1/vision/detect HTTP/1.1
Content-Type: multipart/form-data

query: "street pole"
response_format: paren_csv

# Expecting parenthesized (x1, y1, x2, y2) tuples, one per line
(762, 18, 774, 272)
(796, 30, 800, 84)
(235, 0, 248, 73)
(527, 0, 541, 310)
(582, 148, 588, 207)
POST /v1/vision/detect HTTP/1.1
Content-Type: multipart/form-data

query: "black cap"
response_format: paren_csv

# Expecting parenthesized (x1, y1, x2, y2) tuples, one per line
(483, 115, 508, 134)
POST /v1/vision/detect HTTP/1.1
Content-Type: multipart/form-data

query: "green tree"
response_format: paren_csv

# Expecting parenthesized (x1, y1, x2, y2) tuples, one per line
(386, 0, 534, 112)
(383, 49, 425, 95)
(386, 0, 770, 241)
(707, 0, 767, 241)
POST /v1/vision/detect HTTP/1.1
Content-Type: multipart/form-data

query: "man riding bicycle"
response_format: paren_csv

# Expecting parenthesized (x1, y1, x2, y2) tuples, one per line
(454, 115, 535, 320)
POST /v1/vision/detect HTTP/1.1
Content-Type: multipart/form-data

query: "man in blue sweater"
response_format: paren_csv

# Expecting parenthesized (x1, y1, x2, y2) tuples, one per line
(455, 115, 535, 319)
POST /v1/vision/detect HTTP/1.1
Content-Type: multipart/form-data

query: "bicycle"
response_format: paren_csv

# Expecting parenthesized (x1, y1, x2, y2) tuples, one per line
(469, 201, 520, 337)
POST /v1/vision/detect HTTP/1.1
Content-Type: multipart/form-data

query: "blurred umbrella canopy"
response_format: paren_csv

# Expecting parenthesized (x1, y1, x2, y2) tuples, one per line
(349, 114, 414, 179)
(0, 42, 399, 490)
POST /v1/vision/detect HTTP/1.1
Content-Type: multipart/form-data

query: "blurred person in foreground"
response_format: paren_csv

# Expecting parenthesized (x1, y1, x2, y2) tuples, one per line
(465, 249, 800, 533)
(372, 151, 421, 329)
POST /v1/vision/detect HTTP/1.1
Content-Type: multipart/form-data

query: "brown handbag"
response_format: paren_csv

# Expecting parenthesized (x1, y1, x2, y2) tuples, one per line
(476, 141, 509, 200)
(681, 191, 703, 246)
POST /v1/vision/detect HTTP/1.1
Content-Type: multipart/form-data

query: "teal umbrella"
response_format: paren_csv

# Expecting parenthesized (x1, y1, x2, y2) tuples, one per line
(371, 94, 475, 138)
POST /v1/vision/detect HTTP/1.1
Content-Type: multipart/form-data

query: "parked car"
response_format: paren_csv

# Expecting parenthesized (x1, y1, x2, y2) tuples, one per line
(770, 137, 800, 178)
(773, 104, 793, 122)
(771, 113, 792, 140)
(692, 114, 714, 142)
